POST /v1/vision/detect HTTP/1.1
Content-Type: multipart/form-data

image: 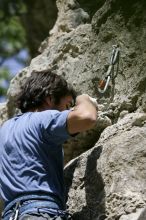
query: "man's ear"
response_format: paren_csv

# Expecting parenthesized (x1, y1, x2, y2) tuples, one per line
(45, 96, 53, 107)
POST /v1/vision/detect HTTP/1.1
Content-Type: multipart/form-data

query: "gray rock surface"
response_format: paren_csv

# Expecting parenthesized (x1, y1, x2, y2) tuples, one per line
(0, 103, 8, 126)
(64, 113, 146, 219)
(1, 0, 146, 219)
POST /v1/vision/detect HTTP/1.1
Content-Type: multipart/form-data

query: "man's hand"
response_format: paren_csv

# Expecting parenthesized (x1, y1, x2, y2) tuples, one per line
(76, 94, 98, 107)
(88, 96, 98, 109)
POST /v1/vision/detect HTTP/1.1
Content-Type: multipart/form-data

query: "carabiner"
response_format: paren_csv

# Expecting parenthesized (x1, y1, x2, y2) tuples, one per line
(97, 45, 120, 94)
(98, 75, 111, 93)
(111, 45, 120, 65)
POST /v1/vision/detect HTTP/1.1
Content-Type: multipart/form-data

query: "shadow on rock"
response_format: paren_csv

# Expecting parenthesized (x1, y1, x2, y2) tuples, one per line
(138, 206, 146, 220)
(64, 159, 78, 205)
(73, 146, 106, 220)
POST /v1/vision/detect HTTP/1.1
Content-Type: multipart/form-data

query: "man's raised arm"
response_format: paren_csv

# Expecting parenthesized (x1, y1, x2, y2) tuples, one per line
(67, 94, 97, 134)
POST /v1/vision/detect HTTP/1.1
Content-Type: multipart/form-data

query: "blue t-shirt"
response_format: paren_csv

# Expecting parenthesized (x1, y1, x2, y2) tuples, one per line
(0, 110, 71, 208)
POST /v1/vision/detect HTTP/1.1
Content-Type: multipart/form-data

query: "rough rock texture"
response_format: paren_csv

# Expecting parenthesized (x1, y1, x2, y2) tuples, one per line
(1, 0, 146, 219)
(65, 113, 146, 220)
(0, 103, 9, 125)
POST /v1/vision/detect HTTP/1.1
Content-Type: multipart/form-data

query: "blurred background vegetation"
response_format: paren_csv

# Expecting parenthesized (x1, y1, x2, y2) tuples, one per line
(0, 0, 57, 101)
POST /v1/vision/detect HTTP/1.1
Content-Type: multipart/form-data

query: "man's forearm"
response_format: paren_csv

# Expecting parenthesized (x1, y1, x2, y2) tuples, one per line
(67, 94, 98, 134)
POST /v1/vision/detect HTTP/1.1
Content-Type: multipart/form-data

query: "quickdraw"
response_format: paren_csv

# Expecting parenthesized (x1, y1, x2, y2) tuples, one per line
(98, 45, 120, 94)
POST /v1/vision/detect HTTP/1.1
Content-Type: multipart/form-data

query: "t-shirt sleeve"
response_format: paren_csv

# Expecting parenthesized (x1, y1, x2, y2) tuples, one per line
(39, 110, 71, 144)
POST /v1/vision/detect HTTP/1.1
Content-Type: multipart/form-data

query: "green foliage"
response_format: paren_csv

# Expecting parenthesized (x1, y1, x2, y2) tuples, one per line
(0, 0, 28, 100)
(0, 8, 27, 62)
(0, 68, 12, 97)
(0, 0, 27, 19)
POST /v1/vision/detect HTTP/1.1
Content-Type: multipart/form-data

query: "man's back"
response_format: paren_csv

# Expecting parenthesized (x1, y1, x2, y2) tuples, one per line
(0, 110, 71, 209)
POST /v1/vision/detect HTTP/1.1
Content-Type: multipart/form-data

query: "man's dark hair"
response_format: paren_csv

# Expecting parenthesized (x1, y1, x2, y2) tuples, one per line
(16, 70, 77, 113)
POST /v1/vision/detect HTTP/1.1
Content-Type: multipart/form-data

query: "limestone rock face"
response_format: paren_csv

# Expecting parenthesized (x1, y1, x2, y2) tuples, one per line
(1, 0, 146, 219)
(0, 103, 9, 126)
(65, 113, 146, 219)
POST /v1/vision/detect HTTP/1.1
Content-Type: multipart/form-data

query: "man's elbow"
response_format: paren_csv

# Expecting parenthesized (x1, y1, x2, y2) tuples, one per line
(67, 110, 97, 134)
